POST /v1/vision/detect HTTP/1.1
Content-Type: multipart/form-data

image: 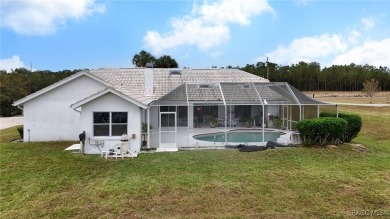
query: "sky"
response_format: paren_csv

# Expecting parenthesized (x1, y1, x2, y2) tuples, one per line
(1, 0, 390, 72)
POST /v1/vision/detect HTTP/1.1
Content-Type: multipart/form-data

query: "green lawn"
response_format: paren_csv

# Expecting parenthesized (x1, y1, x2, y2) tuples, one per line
(0, 125, 22, 143)
(1, 106, 390, 218)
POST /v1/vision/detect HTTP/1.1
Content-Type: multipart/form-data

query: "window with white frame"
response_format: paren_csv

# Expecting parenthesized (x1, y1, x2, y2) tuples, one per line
(93, 112, 128, 136)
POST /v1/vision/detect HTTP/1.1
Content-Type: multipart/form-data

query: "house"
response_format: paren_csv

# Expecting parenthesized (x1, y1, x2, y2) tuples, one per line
(13, 67, 329, 154)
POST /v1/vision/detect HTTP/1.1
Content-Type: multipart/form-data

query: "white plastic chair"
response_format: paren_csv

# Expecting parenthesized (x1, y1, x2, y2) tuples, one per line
(231, 118, 238, 127)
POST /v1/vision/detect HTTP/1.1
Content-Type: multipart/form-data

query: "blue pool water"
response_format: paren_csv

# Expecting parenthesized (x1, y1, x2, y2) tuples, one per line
(193, 131, 284, 143)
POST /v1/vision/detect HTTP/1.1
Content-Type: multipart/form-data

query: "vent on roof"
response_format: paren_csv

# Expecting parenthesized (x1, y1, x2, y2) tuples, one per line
(238, 84, 251, 89)
(145, 62, 154, 68)
(169, 69, 182, 75)
(198, 84, 215, 89)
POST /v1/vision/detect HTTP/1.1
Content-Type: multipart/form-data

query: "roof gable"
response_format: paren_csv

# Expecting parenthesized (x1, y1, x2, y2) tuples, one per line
(70, 87, 147, 109)
(13, 71, 111, 106)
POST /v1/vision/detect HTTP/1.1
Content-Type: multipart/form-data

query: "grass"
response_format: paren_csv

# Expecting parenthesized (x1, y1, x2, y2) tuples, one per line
(1, 104, 390, 218)
(308, 91, 390, 104)
(0, 125, 22, 143)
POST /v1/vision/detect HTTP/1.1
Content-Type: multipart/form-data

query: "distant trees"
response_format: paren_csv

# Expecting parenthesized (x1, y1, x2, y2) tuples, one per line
(241, 62, 390, 92)
(132, 50, 178, 68)
(362, 78, 381, 102)
(132, 50, 155, 67)
(154, 55, 178, 68)
(0, 68, 80, 116)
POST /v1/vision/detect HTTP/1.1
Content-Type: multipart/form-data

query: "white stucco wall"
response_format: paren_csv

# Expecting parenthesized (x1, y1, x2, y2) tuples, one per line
(80, 93, 142, 154)
(22, 75, 106, 141)
(150, 106, 159, 130)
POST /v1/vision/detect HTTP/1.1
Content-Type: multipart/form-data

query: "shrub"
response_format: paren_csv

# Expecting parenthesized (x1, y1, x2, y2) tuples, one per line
(244, 117, 253, 127)
(208, 117, 218, 127)
(320, 112, 362, 142)
(297, 117, 347, 146)
(273, 117, 282, 129)
(296, 119, 318, 145)
(16, 126, 23, 139)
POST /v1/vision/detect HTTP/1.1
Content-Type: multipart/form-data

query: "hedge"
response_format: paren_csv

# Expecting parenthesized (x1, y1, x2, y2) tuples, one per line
(297, 117, 348, 146)
(320, 112, 362, 142)
(17, 126, 23, 139)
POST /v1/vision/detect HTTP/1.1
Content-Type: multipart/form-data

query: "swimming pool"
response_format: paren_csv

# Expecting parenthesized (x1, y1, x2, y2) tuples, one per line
(193, 130, 284, 143)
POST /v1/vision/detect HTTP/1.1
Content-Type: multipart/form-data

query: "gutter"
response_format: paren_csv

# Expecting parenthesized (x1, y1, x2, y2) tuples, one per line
(70, 105, 81, 113)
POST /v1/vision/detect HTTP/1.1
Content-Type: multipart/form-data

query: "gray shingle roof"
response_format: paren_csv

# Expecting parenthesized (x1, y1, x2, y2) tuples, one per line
(90, 68, 269, 105)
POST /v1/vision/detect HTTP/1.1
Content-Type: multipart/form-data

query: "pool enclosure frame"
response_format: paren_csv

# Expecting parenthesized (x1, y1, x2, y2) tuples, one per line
(145, 82, 334, 148)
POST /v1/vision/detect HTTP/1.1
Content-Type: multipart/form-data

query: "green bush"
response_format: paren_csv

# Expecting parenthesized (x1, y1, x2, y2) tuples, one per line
(320, 112, 362, 142)
(296, 119, 317, 145)
(297, 117, 347, 146)
(208, 117, 218, 127)
(16, 126, 23, 139)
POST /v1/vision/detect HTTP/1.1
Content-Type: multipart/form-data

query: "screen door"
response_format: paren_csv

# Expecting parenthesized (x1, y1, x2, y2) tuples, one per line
(159, 112, 177, 149)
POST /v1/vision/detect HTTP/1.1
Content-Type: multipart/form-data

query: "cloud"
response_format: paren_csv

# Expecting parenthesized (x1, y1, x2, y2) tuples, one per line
(347, 29, 361, 44)
(332, 39, 390, 67)
(0, 55, 25, 72)
(255, 34, 347, 65)
(361, 17, 376, 31)
(144, 0, 274, 54)
(0, 0, 105, 35)
(255, 14, 390, 68)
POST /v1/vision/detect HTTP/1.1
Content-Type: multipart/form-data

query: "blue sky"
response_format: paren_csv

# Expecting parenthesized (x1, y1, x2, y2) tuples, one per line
(1, 0, 389, 72)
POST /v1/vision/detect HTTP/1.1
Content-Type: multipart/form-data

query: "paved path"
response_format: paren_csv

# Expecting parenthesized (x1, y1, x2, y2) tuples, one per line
(0, 117, 23, 130)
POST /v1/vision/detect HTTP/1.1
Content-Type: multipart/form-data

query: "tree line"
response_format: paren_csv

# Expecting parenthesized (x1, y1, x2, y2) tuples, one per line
(241, 61, 390, 91)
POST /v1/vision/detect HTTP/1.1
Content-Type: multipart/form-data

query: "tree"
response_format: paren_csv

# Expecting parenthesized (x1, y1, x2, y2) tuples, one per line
(362, 78, 381, 102)
(154, 55, 178, 68)
(132, 50, 155, 67)
(0, 70, 28, 116)
(0, 68, 79, 116)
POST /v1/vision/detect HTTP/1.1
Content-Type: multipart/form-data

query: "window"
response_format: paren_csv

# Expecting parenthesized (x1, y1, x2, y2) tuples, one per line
(93, 112, 128, 137)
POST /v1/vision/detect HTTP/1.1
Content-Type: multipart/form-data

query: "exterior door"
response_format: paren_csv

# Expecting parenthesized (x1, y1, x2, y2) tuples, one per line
(159, 112, 177, 150)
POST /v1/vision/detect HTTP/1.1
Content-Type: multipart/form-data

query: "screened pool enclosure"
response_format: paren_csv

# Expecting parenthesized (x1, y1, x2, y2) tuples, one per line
(144, 82, 333, 150)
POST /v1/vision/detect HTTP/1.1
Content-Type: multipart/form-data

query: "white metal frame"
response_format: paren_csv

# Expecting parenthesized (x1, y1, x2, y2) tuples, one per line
(150, 82, 334, 147)
(159, 111, 177, 149)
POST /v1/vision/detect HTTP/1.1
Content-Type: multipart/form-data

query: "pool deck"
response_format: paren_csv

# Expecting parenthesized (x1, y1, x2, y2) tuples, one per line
(149, 127, 299, 150)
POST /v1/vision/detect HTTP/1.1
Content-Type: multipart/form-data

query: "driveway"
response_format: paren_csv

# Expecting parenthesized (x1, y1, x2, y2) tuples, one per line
(0, 117, 23, 130)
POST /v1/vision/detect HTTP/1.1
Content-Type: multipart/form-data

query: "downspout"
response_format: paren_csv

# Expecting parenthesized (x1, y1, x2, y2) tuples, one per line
(147, 107, 150, 149)
(224, 105, 227, 144)
(70, 104, 81, 113)
(262, 104, 265, 145)
(72, 108, 81, 113)
(185, 83, 190, 148)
